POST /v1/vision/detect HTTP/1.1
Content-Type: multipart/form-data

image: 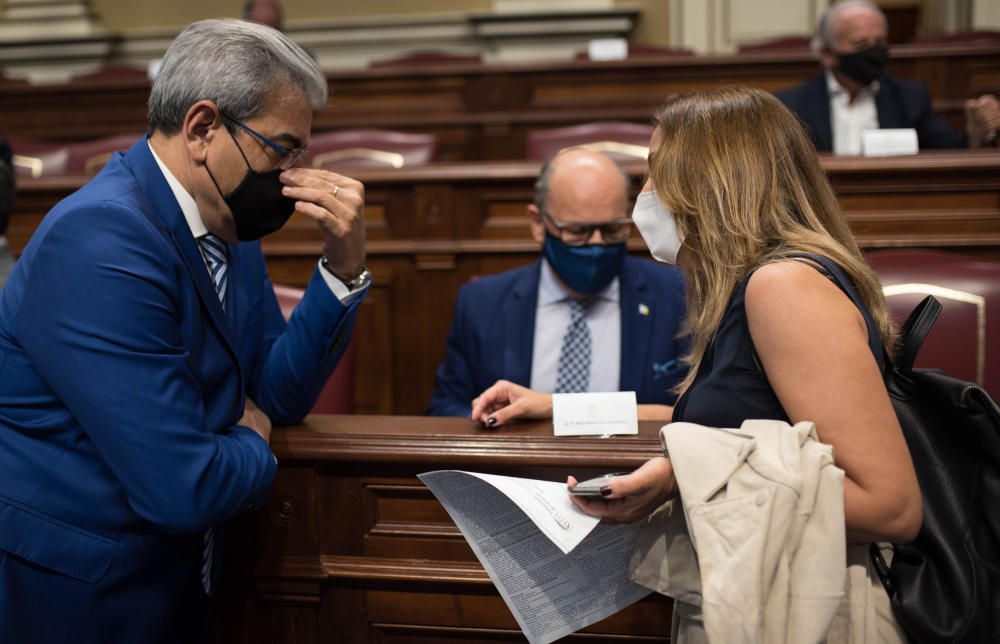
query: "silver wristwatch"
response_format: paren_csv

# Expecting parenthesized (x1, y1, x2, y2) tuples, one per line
(322, 258, 371, 290)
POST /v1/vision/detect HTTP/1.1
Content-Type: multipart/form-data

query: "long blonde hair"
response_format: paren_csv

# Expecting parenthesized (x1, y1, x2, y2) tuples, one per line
(650, 87, 895, 392)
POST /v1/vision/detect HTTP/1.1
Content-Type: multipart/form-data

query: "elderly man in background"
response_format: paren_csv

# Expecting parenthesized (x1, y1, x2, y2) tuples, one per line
(776, 0, 1000, 154)
(428, 147, 688, 419)
(0, 19, 368, 642)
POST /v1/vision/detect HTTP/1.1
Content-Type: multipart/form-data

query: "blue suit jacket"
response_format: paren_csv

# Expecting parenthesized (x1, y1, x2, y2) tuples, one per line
(0, 138, 361, 642)
(775, 74, 967, 152)
(428, 257, 688, 416)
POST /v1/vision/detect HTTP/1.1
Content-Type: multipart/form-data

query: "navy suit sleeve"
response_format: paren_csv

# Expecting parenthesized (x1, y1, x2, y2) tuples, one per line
(247, 260, 361, 425)
(908, 83, 967, 149)
(14, 203, 275, 533)
(428, 285, 479, 417)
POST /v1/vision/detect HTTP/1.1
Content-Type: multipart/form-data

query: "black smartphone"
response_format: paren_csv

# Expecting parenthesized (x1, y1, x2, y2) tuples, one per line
(568, 472, 630, 497)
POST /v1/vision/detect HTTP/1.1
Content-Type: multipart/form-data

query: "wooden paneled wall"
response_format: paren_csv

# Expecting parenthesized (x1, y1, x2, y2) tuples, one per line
(0, 42, 997, 159)
(11, 151, 1000, 415)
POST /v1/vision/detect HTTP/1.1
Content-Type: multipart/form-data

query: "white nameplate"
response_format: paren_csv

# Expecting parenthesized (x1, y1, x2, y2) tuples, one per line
(862, 128, 919, 157)
(588, 38, 628, 61)
(553, 391, 638, 437)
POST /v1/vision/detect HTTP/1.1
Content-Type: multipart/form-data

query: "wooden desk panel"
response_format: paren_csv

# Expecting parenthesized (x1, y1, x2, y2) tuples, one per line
(1, 42, 996, 159)
(10, 152, 1000, 415)
(218, 415, 672, 644)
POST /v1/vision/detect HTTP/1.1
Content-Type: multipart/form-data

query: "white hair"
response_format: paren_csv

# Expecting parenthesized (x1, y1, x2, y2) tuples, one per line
(148, 18, 326, 134)
(811, 0, 887, 55)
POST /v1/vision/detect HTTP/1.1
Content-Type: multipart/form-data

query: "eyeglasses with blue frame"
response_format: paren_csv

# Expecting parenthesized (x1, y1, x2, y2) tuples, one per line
(219, 110, 308, 170)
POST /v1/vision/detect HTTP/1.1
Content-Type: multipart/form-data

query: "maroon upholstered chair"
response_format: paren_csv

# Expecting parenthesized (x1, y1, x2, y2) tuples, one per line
(369, 50, 481, 69)
(65, 134, 143, 176)
(574, 43, 694, 60)
(913, 30, 1000, 45)
(525, 121, 654, 162)
(68, 65, 150, 84)
(737, 35, 813, 53)
(305, 129, 438, 170)
(867, 249, 1000, 398)
(273, 284, 356, 414)
(8, 139, 71, 178)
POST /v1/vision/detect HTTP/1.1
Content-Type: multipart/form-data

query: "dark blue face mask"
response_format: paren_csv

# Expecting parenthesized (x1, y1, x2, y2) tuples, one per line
(542, 232, 626, 295)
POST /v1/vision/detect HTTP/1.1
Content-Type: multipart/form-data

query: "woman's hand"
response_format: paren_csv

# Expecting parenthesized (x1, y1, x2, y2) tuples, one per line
(470, 380, 553, 427)
(568, 456, 676, 524)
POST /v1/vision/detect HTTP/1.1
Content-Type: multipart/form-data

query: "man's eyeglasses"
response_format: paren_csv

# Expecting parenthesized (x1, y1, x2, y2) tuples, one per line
(543, 212, 633, 246)
(220, 111, 308, 170)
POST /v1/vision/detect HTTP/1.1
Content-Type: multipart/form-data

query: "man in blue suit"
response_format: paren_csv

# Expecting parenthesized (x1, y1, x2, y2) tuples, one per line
(775, 0, 999, 154)
(0, 19, 370, 642)
(428, 148, 687, 419)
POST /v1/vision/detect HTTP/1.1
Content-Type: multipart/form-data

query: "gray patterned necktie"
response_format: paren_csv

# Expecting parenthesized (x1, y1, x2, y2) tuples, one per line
(555, 297, 593, 393)
(196, 233, 228, 596)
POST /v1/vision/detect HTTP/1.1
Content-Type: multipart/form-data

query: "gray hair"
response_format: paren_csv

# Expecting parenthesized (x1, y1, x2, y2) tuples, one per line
(811, 0, 887, 55)
(148, 18, 326, 134)
(533, 148, 631, 214)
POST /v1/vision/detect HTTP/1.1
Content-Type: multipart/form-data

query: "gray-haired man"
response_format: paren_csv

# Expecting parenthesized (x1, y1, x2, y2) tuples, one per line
(0, 19, 367, 642)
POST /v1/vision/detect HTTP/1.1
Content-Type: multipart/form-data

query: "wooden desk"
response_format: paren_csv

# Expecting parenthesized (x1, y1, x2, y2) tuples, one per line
(218, 415, 672, 644)
(1, 42, 996, 160)
(9, 152, 1000, 414)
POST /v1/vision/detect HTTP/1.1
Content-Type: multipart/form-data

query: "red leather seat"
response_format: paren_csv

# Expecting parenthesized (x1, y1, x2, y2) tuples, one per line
(737, 36, 813, 53)
(369, 50, 481, 68)
(65, 134, 143, 176)
(305, 129, 438, 170)
(867, 249, 1000, 398)
(525, 121, 654, 162)
(273, 284, 356, 414)
(8, 139, 70, 178)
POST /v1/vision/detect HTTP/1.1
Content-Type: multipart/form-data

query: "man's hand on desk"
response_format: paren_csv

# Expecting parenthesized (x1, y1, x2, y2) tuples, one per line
(240, 398, 272, 444)
(966, 94, 1000, 148)
(280, 168, 367, 281)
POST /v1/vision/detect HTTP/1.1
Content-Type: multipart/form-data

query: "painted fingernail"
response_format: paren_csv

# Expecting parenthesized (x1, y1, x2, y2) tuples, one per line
(600, 485, 612, 497)
(487, 417, 497, 427)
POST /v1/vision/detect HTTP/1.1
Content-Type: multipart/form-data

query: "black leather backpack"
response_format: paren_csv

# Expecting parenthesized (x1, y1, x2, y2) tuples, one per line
(870, 295, 1000, 643)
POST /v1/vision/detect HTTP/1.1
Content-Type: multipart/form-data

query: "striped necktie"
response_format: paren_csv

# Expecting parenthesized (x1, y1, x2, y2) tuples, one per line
(555, 297, 594, 393)
(197, 233, 228, 309)
(195, 233, 227, 595)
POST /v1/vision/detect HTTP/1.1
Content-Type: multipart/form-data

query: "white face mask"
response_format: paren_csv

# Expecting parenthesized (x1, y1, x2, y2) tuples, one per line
(631, 190, 684, 264)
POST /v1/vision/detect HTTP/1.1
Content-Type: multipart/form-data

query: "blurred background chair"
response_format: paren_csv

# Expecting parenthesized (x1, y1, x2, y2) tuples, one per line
(369, 50, 481, 69)
(8, 139, 70, 178)
(305, 129, 438, 170)
(525, 121, 653, 162)
(867, 249, 1000, 398)
(273, 284, 356, 414)
(65, 134, 142, 175)
(737, 36, 813, 53)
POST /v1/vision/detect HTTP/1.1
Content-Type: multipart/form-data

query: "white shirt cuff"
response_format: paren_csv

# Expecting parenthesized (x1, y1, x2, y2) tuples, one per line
(317, 258, 369, 305)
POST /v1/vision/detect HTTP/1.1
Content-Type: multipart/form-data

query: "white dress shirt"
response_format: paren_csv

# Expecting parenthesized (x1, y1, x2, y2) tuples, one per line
(529, 258, 621, 393)
(147, 140, 366, 304)
(827, 71, 880, 156)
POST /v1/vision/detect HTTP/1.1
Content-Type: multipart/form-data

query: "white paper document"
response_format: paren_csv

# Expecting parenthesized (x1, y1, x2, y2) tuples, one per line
(862, 128, 919, 156)
(552, 391, 638, 436)
(418, 470, 651, 644)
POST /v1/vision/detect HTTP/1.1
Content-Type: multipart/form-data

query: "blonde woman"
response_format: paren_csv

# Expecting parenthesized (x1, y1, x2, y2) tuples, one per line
(472, 88, 921, 615)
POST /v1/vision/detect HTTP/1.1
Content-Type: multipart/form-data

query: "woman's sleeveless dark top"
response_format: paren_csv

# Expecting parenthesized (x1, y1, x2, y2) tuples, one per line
(672, 253, 885, 427)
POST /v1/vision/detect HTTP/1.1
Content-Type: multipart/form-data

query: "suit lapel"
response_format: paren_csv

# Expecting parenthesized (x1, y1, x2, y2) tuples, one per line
(874, 79, 902, 129)
(123, 138, 240, 363)
(804, 76, 834, 153)
(618, 259, 652, 393)
(504, 261, 541, 386)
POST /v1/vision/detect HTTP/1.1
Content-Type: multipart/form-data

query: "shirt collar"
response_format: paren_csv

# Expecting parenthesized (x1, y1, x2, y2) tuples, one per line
(825, 70, 880, 98)
(538, 257, 620, 307)
(147, 140, 208, 239)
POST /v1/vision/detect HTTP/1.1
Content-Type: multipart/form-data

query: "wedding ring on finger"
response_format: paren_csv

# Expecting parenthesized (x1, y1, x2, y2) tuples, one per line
(331, 185, 340, 198)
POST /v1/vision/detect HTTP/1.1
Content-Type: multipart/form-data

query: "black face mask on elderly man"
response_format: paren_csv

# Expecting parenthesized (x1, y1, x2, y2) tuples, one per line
(836, 43, 888, 87)
(205, 126, 297, 242)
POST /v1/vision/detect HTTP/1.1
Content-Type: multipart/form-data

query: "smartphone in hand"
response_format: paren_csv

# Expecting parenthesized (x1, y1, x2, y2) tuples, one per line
(568, 472, 630, 496)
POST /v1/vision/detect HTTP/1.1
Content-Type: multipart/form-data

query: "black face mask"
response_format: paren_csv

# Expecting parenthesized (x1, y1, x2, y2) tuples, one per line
(836, 43, 888, 87)
(205, 129, 297, 242)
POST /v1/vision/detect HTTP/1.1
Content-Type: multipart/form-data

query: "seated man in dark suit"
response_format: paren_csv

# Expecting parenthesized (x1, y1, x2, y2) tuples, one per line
(428, 148, 687, 419)
(775, 0, 999, 154)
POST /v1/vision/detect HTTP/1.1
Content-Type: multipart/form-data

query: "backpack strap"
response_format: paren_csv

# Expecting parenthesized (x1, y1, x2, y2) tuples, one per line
(894, 296, 942, 375)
